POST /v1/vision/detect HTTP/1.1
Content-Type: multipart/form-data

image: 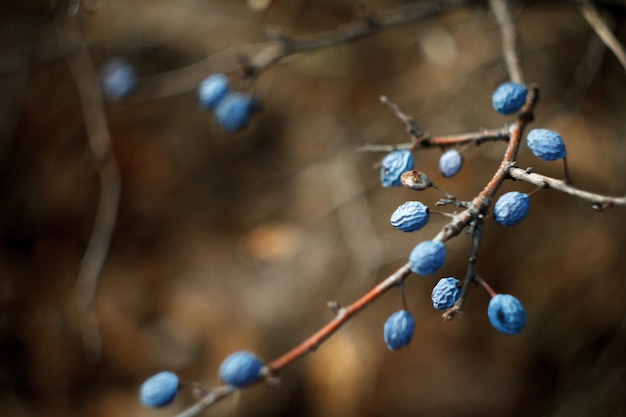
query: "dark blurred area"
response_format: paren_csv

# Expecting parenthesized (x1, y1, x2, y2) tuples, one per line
(1, 1, 626, 416)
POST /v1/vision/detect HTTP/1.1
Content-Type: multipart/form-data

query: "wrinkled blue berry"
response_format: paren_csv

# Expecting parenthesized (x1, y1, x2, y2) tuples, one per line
(492, 82, 528, 115)
(139, 371, 180, 408)
(219, 351, 264, 387)
(488, 294, 526, 335)
(390, 201, 430, 232)
(409, 240, 446, 276)
(493, 191, 530, 226)
(431, 277, 461, 310)
(526, 128, 567, 161)
(198, 73, 230, 110)
(380, 150, 415, 187)
(383, 310, 415, 351)
(214, 92, 255, 132)
(101, 58, 137, 101)
(438, 149, 464, 178)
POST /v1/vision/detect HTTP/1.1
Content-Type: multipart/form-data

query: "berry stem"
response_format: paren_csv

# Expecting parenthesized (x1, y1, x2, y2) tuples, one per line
(562, 156, 572, 184)
(474, 275, 498, 298)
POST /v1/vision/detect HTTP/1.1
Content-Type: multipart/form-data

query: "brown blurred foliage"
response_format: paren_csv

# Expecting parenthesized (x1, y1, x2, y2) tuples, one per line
(1, 1, 626, 417)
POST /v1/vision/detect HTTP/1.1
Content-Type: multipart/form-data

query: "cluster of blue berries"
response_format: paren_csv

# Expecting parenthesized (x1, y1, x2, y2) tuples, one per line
(100, 58, 137, 101)
(198, 73, 257, 132)
(139, 351, 264, 408)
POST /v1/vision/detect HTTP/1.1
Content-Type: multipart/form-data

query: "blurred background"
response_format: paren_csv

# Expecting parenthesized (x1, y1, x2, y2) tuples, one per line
(1, 0, 625, 416)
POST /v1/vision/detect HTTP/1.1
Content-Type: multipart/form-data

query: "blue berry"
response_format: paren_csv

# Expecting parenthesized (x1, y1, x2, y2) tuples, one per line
(380, 150, 415, 187)
(493, 191, 530, 226)
(214, 92, 255, 132)
(198, 73, 230, 110)
(383, 310, 415, 351)
(526, 128, 567, 161)
(390, 201, 430, 232)
(491, 82, 528, 115)
(409, 240, 446, 276)
(438, 149, 464, 178)
(100, 58, 137, 101)
(139, 371, 180, 408)
(488, 294, 527, 335)
(431, 277, 461, 310)
(219, 351, 264, 388)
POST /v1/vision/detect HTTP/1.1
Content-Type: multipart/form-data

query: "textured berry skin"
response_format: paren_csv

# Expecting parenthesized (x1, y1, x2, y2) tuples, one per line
(198, 73, 230, 110)
(431, 277, 461, 310)
(383, 310, 415, 351)
(219, 351, 264, 387)
(139, 371, 180, 408)
(100, 58, 137, 101)
(526, 128, 567, 161)
(491, 82, 528, 115)
(488, 294, 527, 335)
(380, 150, 415, 187)
(494, 191, 530, 226)
(214, 92, 255, 132)
(390, 201, 430, 232)
(438, 149, 464, 178)
(409, 240, 446, 275)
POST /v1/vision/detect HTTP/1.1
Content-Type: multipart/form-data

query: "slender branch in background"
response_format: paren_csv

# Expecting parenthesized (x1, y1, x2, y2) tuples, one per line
(135, 0, 470, 99)
(508, 167, 626, 209)
(56, 11, 121, 359)
(489, 0, 524, 83)
(580, 0, 626, 74)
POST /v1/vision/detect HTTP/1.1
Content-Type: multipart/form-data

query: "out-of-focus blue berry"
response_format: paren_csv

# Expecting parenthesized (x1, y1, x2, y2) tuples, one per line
(438, 149, 464, 178)
(100, 58, 137, 101)
(526, 128, 567, 161)
(492, 82, 528, 115)
(409, 240, 446, 276)
(390, 201, 430, 232)
(219, 351, 264, 388)
(198, 73, 230, 110)
(383, 310, 415, 351)
(431, 277, 461, 310)
(493, 191, 530, 226)
(488, 294, 526, 335)
(214, 92, 255, 132)
(139, 371, 180, 408)
(380, 150, 415, 187)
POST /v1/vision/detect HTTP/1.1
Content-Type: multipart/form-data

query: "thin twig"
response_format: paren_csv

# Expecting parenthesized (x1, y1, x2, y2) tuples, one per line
(580, 0, 626, 74)
(57, 12, 121, 358)
(508, 167, 626, 209)
(489, 0, 524, 83)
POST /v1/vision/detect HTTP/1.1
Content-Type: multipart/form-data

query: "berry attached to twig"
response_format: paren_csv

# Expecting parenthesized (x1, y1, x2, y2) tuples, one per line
(214, 92, 256, 132)
(218, 351, 264, 388)
(487, 294, 527, 335)
(493, 191, 530, 226)
(409, 240, 446, 275)
(431, 277, 461, 310)
(491, 81, 528, 115)
(383, 310, 415, 351)
(198, 73, 230, 110)
(438, 149, 464, 178)
(390, 201, 430, 232)
(139, 371, 180, 408)
(526, 128, 567, 161)
(380, 149, 415, 187)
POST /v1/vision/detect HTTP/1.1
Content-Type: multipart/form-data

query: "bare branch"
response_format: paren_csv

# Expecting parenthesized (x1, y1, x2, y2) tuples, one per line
(580, 0, 626, 74)
(56, 13, 121, 358)
(489, 0, 524, 83)
(508, 167, 626, 208)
